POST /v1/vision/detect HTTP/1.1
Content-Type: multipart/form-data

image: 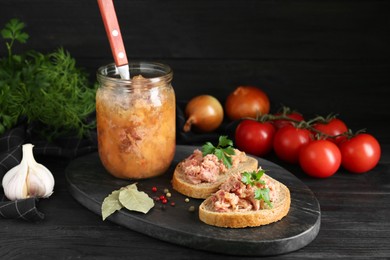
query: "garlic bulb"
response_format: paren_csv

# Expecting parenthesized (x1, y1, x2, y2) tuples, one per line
(2, 143, 55, 200)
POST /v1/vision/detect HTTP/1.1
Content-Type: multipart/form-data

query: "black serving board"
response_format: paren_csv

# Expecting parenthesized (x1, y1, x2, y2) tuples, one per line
(65, 145, 320, 256)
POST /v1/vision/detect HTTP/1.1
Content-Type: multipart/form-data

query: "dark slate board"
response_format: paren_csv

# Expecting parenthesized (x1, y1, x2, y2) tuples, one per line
(65, 145, 320, 256)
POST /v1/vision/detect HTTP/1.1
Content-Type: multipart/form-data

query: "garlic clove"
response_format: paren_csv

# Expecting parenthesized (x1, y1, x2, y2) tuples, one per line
(2, 162, 28, 200)
(1, 143, 55, 201)
(27, 162, 55, 198)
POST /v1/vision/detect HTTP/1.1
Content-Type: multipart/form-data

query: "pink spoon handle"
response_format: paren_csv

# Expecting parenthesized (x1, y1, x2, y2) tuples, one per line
(97, 0, 128, 67)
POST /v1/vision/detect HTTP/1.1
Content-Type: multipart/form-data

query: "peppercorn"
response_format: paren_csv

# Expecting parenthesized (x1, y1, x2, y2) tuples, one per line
(166, 192, 172, 198)
(185, 198, 190, 203)
(188, 206, 195, 212)
(151, 186, 157, 192)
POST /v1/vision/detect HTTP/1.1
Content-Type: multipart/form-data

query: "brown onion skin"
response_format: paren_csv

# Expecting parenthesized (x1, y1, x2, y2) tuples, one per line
(184, 95, 224, 133)
(225, 86, 270, 121)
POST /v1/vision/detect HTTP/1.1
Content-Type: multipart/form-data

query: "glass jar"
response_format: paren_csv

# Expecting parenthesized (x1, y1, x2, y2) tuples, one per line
(96, 62, 176, 179)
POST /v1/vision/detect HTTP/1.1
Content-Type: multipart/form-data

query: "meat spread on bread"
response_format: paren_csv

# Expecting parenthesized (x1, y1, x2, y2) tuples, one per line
(171, 136, 290, 228)
(198, 170, 291, 228)
(171, 148, 258, 199)
(177, 148, 248, 185)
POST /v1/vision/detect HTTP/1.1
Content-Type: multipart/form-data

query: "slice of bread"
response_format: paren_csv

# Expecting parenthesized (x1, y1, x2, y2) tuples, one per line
(198, 174, 291, 228)
(172, 156, 258, 199)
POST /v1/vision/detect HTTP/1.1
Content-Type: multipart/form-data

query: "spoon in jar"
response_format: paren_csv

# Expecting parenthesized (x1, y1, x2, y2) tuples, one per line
(97, 0, 130, 80)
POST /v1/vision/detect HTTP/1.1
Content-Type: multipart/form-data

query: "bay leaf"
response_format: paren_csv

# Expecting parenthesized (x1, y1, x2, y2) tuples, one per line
(101, 189, 123, 221)
(119, 185, 154, 214)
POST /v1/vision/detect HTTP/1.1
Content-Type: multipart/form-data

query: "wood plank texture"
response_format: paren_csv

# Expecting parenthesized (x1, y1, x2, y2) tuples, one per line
(0, 151, 389, 259)
(2, 0, 389, 60)
(1, 0, 389, 136)
(65, 148, 321, 256)
(0, 0, 389, 259)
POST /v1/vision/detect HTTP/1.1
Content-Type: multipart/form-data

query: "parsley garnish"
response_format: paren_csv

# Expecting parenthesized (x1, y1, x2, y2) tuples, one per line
(241, 169, 273, 208)
(202, 135, 236, 168)
(1, 18, 29, 60)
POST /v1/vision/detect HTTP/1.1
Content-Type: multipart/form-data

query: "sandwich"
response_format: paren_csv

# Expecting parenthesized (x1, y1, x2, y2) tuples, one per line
(172, 136, 258, 199)
(198, 169, 291, 228)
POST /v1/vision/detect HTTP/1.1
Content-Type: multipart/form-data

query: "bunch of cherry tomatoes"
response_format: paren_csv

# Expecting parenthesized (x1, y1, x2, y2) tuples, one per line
(234, 107, 381, 178)
(184, 85, 381, 178)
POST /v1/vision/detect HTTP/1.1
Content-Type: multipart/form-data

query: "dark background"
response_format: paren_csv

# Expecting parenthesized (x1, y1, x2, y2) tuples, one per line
(1, 0, 390, 143)
(1, 1, 390, 259)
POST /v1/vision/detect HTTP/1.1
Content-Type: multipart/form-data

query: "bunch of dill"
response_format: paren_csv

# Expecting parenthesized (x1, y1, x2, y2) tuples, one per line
(0, 18, 97, 140)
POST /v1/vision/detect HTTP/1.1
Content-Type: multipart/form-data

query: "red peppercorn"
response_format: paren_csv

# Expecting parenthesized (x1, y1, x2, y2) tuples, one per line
(151, 186, 157, 192)
(170, 202, 175, 207)
(159, 195, 166, 200)
(161, 198, 168, 204)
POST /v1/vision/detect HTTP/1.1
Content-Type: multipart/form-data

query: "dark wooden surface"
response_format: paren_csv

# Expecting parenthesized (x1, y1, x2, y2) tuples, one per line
(1, 0, 390, 259)
(65, 147, 321, 256)
(2, 147, 389, 259)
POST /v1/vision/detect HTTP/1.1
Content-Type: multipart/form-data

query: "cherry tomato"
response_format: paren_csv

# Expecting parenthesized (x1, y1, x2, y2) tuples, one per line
(339, 133, 381, 174)
(235, 119, 276, 157)
(273, 112, 304, 129)
(312, 118, 348, 145)
(273, 125, 312, 164)
(299, 140, 341, 178)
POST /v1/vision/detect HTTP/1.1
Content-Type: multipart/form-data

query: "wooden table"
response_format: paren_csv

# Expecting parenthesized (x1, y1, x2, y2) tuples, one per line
(0, 140, 388, 259)
(1, 0, 390, 258)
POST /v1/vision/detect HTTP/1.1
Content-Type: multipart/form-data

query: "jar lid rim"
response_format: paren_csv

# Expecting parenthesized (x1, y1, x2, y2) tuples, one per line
(97, 61, 173, 84)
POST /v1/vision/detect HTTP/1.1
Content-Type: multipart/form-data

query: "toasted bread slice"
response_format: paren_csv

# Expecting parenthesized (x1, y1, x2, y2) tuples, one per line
(199, 174, 291, 228)
(172, 156, 258, 199)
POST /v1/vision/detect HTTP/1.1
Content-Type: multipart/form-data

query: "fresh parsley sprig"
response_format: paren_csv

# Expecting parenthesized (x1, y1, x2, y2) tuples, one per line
(1, 18, 29, 60)
(202, 135, 236, 168)
(241, 169, 273, 208)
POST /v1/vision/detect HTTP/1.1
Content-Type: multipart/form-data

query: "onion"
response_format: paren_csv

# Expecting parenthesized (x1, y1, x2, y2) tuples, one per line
(225, 86, 270, 120)
(183, 95, 224, 133)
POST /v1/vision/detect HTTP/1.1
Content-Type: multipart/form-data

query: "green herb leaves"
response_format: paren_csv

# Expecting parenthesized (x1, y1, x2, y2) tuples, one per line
(202, 136, 235, 168)
(241, 170, 266, 186)
(1, 18, 29, 59)
(241, 169, 272, 208)
(254, 188, 271, 207)
(101, 183, 155, 221)
(1, 18, 29, 43)
(0, 18, 96, 139)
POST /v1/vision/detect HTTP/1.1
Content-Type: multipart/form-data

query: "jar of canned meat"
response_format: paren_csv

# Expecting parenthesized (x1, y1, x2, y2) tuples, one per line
(96, 62, 176, 179)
